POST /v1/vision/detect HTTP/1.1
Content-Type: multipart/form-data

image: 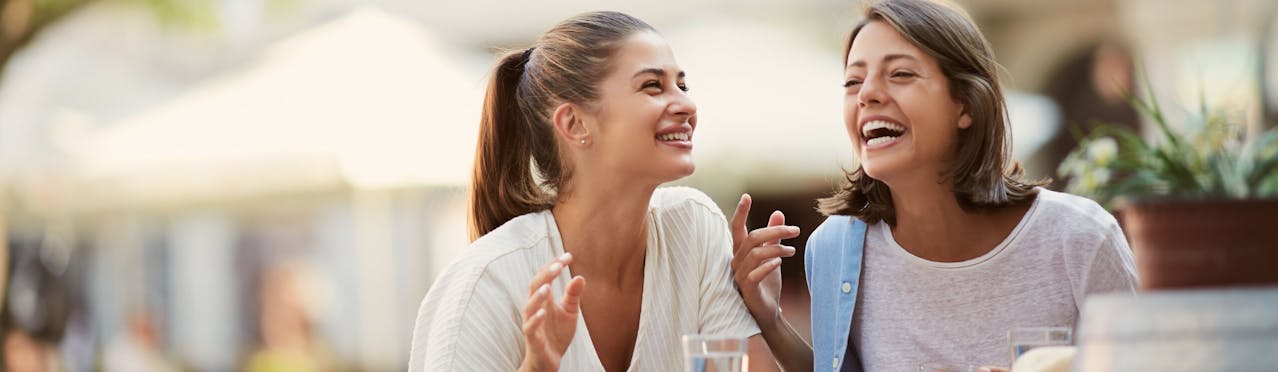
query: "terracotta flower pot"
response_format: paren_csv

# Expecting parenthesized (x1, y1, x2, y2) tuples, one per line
(1119, 198, 1278, 290)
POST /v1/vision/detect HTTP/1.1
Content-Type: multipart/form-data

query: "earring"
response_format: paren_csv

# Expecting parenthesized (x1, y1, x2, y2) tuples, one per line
(580, 139, 586, 144)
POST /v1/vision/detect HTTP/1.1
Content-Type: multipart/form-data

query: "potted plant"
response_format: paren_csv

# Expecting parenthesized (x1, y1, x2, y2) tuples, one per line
(1058, 84, 1278, 289)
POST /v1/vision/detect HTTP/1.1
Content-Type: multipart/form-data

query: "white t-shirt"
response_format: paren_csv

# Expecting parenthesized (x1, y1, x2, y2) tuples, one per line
(408, 187, 759, 371)
(850, 188, 1138, 370)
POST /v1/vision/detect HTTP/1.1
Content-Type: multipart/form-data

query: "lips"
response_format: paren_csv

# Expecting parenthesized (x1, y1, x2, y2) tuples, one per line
(860, 118, 906, 146)
(655, 123, 694, 147)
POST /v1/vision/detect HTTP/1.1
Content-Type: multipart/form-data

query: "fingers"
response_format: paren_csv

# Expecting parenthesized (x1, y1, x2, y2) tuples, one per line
(741, 246, 787, 278)
(746, 258, 783, 283)
(767, 210, 785, 227)
(523, 259, 571, 371)
(750, 244, 798, 262)
(729, 194, 752, 250)
(523, 284, 550, 321)
(522, 306, 547, 366)
(745, 225, 800, 248)
(734, 244, 796, 284)
(522, 285, 549, 353)
(559, 275, 586, 316)
(529, 253, 573, 294)
(765, 211, 786, 244)
(523, 307, 546, 338)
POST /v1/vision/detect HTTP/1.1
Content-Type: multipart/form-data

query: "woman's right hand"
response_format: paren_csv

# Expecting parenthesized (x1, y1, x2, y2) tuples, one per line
(519, 253, 587, 372)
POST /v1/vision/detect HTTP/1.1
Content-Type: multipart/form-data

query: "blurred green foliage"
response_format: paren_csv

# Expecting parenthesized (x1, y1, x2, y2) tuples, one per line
(1058, 80, 1278, 209)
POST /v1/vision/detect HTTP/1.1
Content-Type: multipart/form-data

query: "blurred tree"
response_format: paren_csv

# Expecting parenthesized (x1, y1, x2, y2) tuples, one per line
(0, 0, 217, 82)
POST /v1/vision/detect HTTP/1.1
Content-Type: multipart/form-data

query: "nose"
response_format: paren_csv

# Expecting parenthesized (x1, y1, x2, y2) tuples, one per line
(858, 75, 888, 108)
(670, 90, 697, 119)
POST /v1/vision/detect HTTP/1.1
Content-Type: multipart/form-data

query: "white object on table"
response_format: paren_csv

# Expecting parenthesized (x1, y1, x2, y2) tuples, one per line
(1075, 286, 1278, 371)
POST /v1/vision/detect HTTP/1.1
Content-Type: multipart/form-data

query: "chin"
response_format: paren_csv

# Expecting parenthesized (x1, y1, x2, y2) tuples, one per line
(659, 161, 696, 183)
(679, 163, 696, 177)
(672, 162, 696, 180)
(860, 160, 898, 183)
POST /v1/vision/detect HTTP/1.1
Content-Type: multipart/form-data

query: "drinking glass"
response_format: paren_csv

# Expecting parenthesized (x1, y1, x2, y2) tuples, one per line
(682, 334, 747, 372)
(1008, 327, 1072, 366)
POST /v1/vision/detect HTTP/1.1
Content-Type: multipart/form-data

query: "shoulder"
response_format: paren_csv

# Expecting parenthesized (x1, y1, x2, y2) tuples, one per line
(807, 215, 856, 250)
(431, 211, 551, 299)
(804, 215, 859, 269)
(462, 211, 551, 267)
(410, 214, 549, 370)
(648, 187, 732, 269)
(811, 215, 855, 239)
(649, 187, 730, 242)
(1021, 189, 1128, 267)
(650, 186, 725, 220)
(1029, 188, 1120, 237)
(1024, 190, 1138, 296)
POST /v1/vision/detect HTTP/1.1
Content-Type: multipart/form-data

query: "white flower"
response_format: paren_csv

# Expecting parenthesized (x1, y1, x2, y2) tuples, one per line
(1087, 137, 1119, 166)
(1081, 167, 1113, 191)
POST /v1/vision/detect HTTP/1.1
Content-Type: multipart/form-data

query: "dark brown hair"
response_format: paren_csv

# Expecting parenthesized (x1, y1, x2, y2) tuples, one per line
(818, 0, 1044, 224)
(469, 11, 655, 241)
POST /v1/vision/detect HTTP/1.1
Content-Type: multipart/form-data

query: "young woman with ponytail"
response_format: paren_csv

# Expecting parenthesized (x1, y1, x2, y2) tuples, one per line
(407, 11, 800, 371)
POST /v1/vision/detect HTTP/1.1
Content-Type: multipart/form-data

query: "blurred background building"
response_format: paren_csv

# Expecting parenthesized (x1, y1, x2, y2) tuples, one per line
(0, 0, 1274, 370)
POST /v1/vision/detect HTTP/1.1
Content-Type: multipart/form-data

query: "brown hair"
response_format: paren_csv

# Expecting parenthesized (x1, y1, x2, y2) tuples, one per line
(469, 11, 655, 241)
(817, 0, 1044, 224)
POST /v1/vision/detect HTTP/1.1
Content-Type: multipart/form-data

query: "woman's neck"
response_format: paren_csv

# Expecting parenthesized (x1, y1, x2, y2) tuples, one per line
(886, 175, 995, 262)
(551, 180, 653, 288)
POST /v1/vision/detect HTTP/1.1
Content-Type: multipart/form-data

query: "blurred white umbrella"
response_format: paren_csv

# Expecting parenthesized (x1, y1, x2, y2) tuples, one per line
(72, 7, 487, 209)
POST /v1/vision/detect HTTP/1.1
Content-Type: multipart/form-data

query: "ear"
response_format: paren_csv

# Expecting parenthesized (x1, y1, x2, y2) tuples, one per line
(957, 108, 973, 130)
(551, 102, 591, 146)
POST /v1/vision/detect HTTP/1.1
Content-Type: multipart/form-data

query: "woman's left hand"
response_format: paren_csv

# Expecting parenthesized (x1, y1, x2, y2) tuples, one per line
(729, 194, 800, 330)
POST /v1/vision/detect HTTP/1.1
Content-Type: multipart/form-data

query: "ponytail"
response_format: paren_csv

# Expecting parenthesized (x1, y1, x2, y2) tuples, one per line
(468, 49, 556, 241)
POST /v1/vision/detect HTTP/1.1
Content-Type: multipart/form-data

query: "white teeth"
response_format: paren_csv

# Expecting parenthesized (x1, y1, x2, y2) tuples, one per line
(658, 132, 690, 141)
(866, 136, 898, 146)
(861, 120, 905, 137)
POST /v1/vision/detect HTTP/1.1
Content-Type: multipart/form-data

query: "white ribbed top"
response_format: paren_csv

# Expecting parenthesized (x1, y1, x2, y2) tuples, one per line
(408, 187, 759, 371)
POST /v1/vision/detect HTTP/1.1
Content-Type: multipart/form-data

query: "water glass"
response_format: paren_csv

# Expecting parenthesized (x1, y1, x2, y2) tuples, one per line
(1008, 327, 1072, 366)
(682, 334, 746, 372)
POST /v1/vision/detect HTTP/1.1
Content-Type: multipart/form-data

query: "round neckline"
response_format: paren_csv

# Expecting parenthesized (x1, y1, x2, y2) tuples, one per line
(877, 191, 1043, 270)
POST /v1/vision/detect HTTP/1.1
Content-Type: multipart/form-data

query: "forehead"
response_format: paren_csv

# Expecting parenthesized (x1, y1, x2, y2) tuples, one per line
(846, 20, 924, 66)
(609, 31, 679, 74)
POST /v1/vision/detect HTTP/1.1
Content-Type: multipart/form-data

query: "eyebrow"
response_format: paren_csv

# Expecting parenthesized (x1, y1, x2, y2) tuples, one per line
(633, 68, 687, 79)
(847, 53, 919, 68)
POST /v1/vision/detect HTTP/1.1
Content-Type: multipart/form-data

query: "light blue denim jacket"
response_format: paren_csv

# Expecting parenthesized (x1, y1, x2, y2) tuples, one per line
(804, 215, 868, 372)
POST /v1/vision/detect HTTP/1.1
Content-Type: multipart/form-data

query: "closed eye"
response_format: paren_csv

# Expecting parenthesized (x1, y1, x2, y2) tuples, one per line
(843, 79, 862, 88)
(891, 71, 916, 78)
(677, 83, 689, 92)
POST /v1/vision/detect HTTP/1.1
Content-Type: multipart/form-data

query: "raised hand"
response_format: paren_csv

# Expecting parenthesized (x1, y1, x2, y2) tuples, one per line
(729, 194, 800, 329)
(519, 253, 587, 372)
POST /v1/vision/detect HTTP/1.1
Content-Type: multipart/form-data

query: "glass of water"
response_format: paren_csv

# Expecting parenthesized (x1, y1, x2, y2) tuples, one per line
(1008, 327, 1072, 366)
(682, 334, 746, 372)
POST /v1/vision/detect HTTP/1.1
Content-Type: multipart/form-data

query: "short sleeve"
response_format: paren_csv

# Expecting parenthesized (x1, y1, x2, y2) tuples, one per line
(408, 262, 523, 372)
(694, 200, 762, 338)
(1079, 224, 1139, 300)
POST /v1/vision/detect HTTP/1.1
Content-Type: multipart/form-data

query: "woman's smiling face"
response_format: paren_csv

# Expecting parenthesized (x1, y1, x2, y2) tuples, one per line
(579, 31, 699, 184)
(843, 20, 971, 185)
